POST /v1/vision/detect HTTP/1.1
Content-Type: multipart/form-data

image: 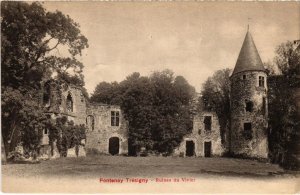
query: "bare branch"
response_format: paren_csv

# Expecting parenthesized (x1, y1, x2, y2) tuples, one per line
(46, 40, 60, 52)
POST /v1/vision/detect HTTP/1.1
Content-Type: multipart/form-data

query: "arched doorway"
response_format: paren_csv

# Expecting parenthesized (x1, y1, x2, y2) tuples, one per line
(185, 140, 195, 157)
(109, 137, 119, 155)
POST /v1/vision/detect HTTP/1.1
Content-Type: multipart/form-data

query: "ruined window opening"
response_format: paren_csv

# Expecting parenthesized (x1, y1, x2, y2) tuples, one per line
(204, 116, 212, 131)
(86, 115, 95, 131)
(44, 128, 48, 135)
(259, 76, 265, 87)
(243, 122, 252, 140)
(242, 74, 246, 80)
(111, 111, 120, 126)
(245, 101, 253, 112)
(66, 93, 73, 112)
(262, 97, 266, 115)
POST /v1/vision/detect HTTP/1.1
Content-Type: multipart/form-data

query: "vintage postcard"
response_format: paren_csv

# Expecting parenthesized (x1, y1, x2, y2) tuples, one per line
(1, 1, 300, 194)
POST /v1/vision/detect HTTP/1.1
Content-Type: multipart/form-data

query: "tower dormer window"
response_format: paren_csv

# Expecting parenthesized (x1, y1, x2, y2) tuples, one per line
(242, 74, 246, 80)
(259, 76, 265, 87)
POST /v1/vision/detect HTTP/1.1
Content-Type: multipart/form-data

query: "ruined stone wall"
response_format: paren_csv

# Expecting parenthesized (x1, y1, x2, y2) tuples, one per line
(40, 84, 88, 157)
(85, 104, 128, 155)
(230, 71, 268, 158)
(174, 111, 224, 157)
(59, 85, 87, 125)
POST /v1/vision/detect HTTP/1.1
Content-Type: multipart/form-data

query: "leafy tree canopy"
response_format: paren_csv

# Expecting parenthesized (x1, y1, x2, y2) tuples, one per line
(90, 70, 195, 155)
(1, 1, 88, 89)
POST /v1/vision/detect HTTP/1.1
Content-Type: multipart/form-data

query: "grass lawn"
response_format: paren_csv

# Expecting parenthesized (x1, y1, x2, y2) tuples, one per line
(2, 156, 299, 193)
(1, 155, 291, 179)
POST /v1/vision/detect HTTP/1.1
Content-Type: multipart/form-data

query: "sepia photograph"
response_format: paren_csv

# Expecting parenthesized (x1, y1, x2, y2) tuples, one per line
(1, 1, 300, 194)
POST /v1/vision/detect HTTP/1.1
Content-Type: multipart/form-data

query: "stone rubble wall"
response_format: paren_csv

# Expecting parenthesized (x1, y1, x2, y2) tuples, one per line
(85, 104, 128, 155)
(174, 111, 224, 157)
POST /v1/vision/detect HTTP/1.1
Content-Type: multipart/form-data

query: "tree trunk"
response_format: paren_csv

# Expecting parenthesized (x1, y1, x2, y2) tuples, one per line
(1, 135, 7, 164)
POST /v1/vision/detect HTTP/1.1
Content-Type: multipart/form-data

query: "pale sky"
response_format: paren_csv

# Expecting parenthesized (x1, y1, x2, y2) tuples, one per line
(43, 2, 300, 94)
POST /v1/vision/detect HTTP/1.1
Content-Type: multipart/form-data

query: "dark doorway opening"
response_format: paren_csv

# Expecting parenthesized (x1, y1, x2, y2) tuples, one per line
(186, 141, 195, 157)
(109, 137, 119, 155)
(204, 141, 212, 157)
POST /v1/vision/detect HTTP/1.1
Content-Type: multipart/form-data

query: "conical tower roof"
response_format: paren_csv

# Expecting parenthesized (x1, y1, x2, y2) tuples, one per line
(232, 31, 265, 75)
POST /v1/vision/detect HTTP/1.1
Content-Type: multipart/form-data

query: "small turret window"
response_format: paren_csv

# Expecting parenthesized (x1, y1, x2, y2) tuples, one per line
(259, 76, 265, 87)
(245, 101, 253, 112)
(243, 75, 247, 80)
(243, 123, 252, 140)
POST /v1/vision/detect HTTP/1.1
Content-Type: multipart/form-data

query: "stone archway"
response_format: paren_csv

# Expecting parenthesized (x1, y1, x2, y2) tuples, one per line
(109, 137, 119, 155)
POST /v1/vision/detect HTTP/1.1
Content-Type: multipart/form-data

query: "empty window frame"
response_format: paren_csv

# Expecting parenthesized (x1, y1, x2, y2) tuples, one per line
(242, 74, 247, 80)
(245, 101, 253, 112)
(111, 111, 120, 126)
(204, 116, 212, 131)
(259, 76, 265, 87)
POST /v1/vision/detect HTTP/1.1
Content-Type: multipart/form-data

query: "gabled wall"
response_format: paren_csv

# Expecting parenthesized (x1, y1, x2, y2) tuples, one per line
(174, 111, 224, 157)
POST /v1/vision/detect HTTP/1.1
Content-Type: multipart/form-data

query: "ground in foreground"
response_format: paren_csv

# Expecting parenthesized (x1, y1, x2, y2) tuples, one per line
(1, 155, 293, 178)
(2, 156, 299, 193)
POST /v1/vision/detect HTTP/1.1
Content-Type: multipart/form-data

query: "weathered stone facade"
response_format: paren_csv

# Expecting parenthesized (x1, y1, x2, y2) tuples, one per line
(40, 83, 129, 157)
(85, 103, 128, 155)
(175, 111, 224, 157)
(230, 71, 268, 158)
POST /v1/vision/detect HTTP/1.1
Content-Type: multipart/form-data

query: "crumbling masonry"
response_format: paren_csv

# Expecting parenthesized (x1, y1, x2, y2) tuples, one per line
(40, 30, 268, 159)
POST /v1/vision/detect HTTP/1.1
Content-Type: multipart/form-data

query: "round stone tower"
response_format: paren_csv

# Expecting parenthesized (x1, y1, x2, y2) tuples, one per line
(229, 30, 268, 158)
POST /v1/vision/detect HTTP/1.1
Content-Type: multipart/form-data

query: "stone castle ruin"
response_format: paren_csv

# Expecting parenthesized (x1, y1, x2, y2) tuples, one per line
(40, 82, 128, 158)
(39, 29, 269, 159)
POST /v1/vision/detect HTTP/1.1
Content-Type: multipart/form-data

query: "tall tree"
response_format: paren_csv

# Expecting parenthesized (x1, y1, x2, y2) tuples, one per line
(268, 41, 300, 169)
(275, 41, 300, 78)
(1, 2, 88, 155)
(200, 68, 231, 145)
